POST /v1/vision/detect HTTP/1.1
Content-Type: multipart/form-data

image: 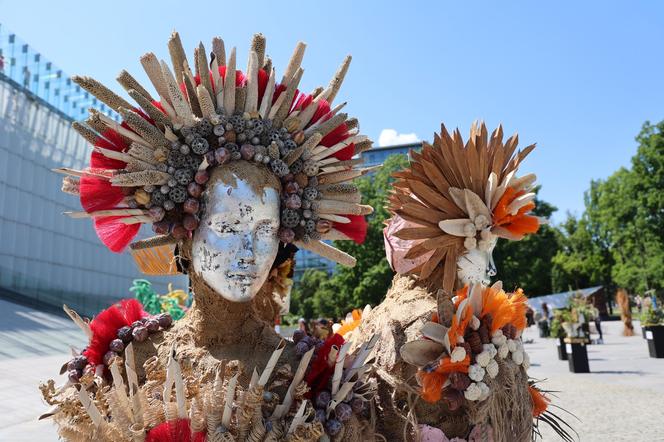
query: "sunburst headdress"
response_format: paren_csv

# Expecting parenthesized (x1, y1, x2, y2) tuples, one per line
(386, 122, 540, 290)
(57, 32, 375, 274)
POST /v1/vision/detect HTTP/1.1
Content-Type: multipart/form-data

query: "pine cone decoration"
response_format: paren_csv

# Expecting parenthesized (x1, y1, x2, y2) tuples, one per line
(466, 331, 483, 354)
(478, 323, 490, 344)
(448, 372, 471, 391)
(502, 324, 516, 340)
(461, 342, 474, 363)
(443, 388, 464, 411)
(482, 313, 493, 331)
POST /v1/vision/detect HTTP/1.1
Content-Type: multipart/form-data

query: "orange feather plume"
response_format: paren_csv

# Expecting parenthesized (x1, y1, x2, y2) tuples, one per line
(419, 370, 448, 403)
(493, 187, 540, 238)
(508, 288, 529, 332)
(336, 309, 363, 337)
(436, 355, 470, 374)
(529, 385, 550, 417)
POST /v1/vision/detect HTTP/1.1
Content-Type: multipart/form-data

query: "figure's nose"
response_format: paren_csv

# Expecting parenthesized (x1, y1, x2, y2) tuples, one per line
(236, 233, 256, 264)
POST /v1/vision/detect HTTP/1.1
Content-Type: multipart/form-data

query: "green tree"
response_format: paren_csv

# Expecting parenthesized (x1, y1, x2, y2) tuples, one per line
(551, 213, 613, 293)
(492, 190, 562, 295)
(553, 120, 664, 295)
(290, 154, 408, 319)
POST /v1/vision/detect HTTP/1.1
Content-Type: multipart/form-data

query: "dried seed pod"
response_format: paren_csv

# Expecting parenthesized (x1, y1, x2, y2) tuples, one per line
(448, 372, 471, 391)
(268, 142, 280, 159)
(467, 331, 483, 354)
(479, 323, 490, 344)
(443, 388, 464, 411)
(169, 186, 187, 203)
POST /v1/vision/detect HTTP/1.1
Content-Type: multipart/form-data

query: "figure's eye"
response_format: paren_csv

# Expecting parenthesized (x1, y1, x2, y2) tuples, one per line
(212, 221, 237, 235)
(256, 221, 277, 237)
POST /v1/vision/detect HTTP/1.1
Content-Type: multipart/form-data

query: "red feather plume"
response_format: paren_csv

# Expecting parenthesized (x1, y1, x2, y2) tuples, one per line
(93, 215, 141, 253)
(79, 176, 125, 212)
(334, 215, 368, 244)
(145, 419, 206, 442)
(83, 299, 146, 366)
(305, 333, 345, 398)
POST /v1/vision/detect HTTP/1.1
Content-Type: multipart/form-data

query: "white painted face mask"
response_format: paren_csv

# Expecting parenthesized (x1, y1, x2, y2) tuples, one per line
(192, 174, 280, 303)
(456, 237, 498, 286)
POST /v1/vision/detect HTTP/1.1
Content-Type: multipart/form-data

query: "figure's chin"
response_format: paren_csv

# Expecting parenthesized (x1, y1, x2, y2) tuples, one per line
(216, 284, 256, 303)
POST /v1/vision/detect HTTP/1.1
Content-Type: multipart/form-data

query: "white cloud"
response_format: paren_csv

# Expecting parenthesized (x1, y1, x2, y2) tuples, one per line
(378, 129, 420, 147)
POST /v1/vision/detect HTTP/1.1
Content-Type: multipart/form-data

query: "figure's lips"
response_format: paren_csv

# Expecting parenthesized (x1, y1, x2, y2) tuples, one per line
(227, 271, 257, 285)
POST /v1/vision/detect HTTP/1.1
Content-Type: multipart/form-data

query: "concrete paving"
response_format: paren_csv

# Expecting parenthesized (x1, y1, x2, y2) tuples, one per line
(524, 320, 664, 441)
(0, 297, 662, 441)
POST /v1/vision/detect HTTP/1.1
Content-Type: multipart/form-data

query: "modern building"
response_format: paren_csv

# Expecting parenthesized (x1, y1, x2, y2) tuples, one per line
(0, 24, 181, 317)
(292, 141, 422, 280)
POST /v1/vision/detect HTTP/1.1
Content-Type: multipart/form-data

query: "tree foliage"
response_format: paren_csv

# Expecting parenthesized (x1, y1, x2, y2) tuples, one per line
(290, 154, 408, 319)
(291, 120, 664, 317)
(552, 120, 664, 295)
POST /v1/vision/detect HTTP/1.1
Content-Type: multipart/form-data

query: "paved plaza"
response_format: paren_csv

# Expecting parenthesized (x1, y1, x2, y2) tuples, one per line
(0, 298, 663, 441)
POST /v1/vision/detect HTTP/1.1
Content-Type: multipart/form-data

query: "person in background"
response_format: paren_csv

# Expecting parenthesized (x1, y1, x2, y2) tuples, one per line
(526, 306, 535, 327)
(0, 54, 5, 73)
(538, 302, 551, 337)
(314, 318, 332, 340)
(298, 318, 310, 336)
(593, 306, 604, 344)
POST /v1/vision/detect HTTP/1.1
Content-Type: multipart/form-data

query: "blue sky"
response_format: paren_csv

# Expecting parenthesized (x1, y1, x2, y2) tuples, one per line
(2, 1, 662, 222)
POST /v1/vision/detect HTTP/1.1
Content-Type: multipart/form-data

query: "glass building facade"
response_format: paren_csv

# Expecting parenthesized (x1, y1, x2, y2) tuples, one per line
(0, 24, 181, 317)
(292, 142, 422, 280)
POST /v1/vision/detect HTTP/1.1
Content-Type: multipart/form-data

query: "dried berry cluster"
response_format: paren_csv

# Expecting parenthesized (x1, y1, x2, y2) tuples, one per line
(124, 111, 328, 244)
(65, 312, 173, 384)
(292, 330, 373, 438)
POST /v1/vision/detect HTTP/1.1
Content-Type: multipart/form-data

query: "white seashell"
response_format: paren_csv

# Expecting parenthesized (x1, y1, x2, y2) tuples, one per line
(464, 383, 481, 401)
(498, 343, 509, 359)
(490, 280, 503, 292)
(463, 222, 477, 237)
(477, 382, 491, 401)
(451, 346, 466, 363)
(399, 340, 444, 367)
(439, 218, 474, 237)
(512, 349, 524, 365)
(491, 331, 507, 347)
(507, 339, 517, 353)
(469, 316, 481, 331)
(474, 214, 490, 230)
(476, 351, 492, 368)
(464, 237, 477, 250)
(468, 364, 486, 382)
(486, 359, 499, 378)
(464, 189, 492, 223)
(483, 343, 498, 358)
(522, 351, 530, 370)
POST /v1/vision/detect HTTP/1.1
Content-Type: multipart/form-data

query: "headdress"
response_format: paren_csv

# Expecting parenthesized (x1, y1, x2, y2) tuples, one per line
(58, 32, 374, 273)
(385, 121, 540, 291)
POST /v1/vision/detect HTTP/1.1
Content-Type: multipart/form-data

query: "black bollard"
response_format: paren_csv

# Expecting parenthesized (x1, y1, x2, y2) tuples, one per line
(557, 336, 568, 360)
(565, 338, 590, 373)
(645, 325, 664, 358)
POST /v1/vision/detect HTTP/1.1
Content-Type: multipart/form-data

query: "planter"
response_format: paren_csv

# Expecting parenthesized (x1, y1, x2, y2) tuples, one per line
(556, 336, 568, 360)
(645, 325, 664, 358)
(564, 338, 590, 373)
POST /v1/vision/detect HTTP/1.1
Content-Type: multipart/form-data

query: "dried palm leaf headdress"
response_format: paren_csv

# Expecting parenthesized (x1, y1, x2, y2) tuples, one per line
(386, 122, 540, 290)
(58, 32, 374, 274)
